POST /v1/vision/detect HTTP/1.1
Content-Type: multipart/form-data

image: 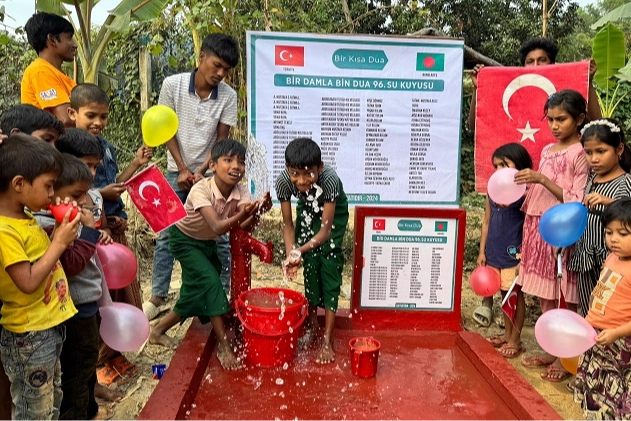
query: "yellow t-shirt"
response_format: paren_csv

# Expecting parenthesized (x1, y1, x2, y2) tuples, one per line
(0, 213, 77, 333)
(21, 58, 76, 110)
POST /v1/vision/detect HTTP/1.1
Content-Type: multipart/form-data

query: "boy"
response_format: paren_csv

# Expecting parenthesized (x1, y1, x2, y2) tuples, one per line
(148, 33, 239, 320)
(0, 134, 80, 419)
(275, 137, 349, 364)
(34, 154, 109, 420)
(22, 12, 77, 127)
(0, 104, 65, 145)
(149, 140, 271, 370)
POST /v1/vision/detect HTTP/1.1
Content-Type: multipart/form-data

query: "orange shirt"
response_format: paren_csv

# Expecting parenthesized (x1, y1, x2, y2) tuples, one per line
(21, 58, 76, 110)
(586, 254, 631, 330)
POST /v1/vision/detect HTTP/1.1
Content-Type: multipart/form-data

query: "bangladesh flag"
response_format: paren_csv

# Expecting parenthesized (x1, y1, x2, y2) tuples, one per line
(435, 221, 448, 232)
(416, 53, 444, 72)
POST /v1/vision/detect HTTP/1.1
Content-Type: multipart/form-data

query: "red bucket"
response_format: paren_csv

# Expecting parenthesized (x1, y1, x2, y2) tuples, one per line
(236, 288, 307, 367)
(349, 337, 381, 378)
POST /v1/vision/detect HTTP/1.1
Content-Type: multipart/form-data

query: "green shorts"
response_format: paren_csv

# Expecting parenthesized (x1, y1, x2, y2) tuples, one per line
(169, 226, 228, 323)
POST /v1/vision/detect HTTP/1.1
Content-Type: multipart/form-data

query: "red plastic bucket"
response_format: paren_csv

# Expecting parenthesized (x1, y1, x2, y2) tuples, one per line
(349, 337, 381, 378)
(236, 288, 307, 367)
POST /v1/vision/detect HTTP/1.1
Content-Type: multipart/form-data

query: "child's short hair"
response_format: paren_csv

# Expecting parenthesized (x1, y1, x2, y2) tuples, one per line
(518, 37, 558, 65)
(56, 128, 104, 159)
(55, 153, 94, 190)
(544, 89, 588, 131)
(0, 134, 64, 193)
(211, 139, 246, 162)
(492, 143, 533, 171)
(285, 138, 322, 168)
(603, 199, 631, 231)
(0, 104, 64, 136)
(24, 12, 74, 53)
(201, 34, 239, 68)
(70, 83, 110, 110)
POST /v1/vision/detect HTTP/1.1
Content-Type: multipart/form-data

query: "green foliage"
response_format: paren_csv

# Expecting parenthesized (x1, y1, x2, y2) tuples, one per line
(592, 23, 631, 117)
(0, 30, 37, 114)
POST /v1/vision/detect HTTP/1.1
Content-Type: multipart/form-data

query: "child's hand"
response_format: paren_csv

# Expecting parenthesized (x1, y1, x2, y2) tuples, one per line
(477, 253, 486, 267)
(193, 172, 205, 184)
(583, 193, 612, 209)
(595, 328, 619, 346)
(177, 169, 194, 191)
(79, 207, 96, 228)
(282, 262, 299, 280)
(135, 145, 153, 165)
(100, 183, 126, 201)
(51, 207, 81, 248)
(98, 230, 113, 245)
(469, 64, 484, 88)
(514, 169, 544, 185)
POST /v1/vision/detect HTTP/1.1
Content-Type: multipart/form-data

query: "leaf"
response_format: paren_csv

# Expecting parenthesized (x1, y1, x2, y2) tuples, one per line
(109, 0, 170, 21)
(105, 12, 131, 32)
(35, 0, 70, 15)
(592, 23, 626, 92)
(616, 59, 631, 83)
(591, 2, 631, 30)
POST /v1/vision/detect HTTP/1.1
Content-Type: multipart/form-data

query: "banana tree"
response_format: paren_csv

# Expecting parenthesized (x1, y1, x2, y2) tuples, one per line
(592, 23, 630, 117)
(35, 0, 169, 84)
(591, 2, 631, 30)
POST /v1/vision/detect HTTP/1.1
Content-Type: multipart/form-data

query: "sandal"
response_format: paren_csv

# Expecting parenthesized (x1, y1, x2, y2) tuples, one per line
(540, 365, 572, 383)
(521, 355, 555, 368)
(498, 343, 525, 359)
(486, 334, 507, 348)
(96, 365, 119, 386)
(472, 305, 492, 327)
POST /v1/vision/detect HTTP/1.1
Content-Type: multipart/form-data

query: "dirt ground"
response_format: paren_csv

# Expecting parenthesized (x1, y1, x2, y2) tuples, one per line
(103, 207, 585, 420)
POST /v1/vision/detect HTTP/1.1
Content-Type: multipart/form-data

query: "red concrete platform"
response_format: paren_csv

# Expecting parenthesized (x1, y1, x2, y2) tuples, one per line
(139, 314, 561, 420)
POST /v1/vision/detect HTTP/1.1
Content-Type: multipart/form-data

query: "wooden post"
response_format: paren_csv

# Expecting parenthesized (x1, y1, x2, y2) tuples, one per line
(139, 37, 151, 114)
(542, 0, 548, 37)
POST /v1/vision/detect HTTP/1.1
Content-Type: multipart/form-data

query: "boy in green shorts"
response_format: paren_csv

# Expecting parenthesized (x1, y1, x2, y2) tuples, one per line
(275, 137, 349, 364)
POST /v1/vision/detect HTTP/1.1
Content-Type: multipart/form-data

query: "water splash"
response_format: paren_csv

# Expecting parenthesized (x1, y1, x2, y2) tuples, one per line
(245, 133, 269, 201)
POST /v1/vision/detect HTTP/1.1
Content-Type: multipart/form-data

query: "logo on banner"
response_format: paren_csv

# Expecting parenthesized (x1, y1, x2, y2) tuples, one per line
(275, 45, 304, 67)
(416, 53, 444, 72)
(373, 219, 386, 230)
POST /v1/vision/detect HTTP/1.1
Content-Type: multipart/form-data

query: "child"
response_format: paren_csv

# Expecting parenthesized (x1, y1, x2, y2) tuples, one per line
(573, 198, 631, 419)
(477, 144, 532, 358)
(22, 12, 77, 127)
(149, 140, 270, 370)
(515, 89, 590, 382)
(0, 104, 65, 145)
(0, 134, 80, 419)
(569, 119, 631, 317)
(34, 154, 111, 420)
(275, 137, 349, 364)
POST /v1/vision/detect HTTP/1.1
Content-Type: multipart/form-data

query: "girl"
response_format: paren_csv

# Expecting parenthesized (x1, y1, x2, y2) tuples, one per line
(515, 89, 590, 382)
(574, 198, 631, 419)
(569, 119, 631, 317)
(477, 143, 532, 358)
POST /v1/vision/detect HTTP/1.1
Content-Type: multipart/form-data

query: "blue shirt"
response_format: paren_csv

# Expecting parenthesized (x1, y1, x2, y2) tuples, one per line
(92, 136, 127, 219)
(485, 196, 525, 269)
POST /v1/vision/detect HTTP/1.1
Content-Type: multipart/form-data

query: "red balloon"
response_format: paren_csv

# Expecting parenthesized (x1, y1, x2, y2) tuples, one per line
(96, 243, 138, 290)
(469, 266, 501, 296)
(48, 203, 79, 224)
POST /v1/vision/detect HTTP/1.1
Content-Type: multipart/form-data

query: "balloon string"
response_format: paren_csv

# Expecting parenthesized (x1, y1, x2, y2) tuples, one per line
(556, 248, 563, 309)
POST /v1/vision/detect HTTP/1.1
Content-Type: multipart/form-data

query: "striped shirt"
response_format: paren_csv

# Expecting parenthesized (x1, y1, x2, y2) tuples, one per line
(159, 71, 237, 173)
(275, 165, 342, 205)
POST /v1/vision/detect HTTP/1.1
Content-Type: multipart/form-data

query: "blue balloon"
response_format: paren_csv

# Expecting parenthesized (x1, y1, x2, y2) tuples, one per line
(539, 202, 588, 247)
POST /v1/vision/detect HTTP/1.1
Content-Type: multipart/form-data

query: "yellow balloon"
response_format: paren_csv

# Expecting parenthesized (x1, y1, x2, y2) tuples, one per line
(560, 356, 580, 375)
(141, 105, 179, 147)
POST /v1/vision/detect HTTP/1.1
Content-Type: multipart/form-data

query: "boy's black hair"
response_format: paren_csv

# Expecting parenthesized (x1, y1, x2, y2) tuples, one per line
(581, 118, 631, 172)
(201, 34, 239, 68)
(70, 83, 110, 110)
(211, 139, 246, 162)
(285, 138, 322, 168)
(544, 89, 588, 132)
(603, 198, 631, 232)
(492, 143, 533, 171)
(0, 104, 64, 136)
(56, 128, 104, 159)
(55, 153, 94, 190)
(24, 12, 74, 54)
(518, 37, 558, 66)
(0, 134, 64, 193)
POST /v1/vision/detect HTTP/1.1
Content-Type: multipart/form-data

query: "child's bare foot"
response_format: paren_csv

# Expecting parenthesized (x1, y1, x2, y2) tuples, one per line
(315, 340, 335, 364)
(298, 324, 318, 350)
(217, 343, 243, 370)
(94, 383, 123, 402)
(149, 329, 178, 349)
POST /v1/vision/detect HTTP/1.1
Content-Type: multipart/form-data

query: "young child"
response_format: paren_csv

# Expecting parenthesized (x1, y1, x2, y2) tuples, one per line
(477, 144, 532, 358)
(149, 140, 270, 370)
(22, 12, 77, 127)
(573, 198, 631, 419)
(34, 154, 111, 420)
(569, 119, 631, 317)
(0, 104, 65, 145)
(275, 137, 349, 364)
(515, 89, 590, 382)
(0, 134, 80, 419)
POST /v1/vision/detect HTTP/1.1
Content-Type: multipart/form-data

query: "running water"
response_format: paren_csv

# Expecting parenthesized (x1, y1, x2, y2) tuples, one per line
(278, 291, 286, 320)
(246, 133, 269, 201)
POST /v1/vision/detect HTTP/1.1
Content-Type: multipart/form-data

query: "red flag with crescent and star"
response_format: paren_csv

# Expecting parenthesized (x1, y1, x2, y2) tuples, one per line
(474, 61, 590, 192)
(275, 45, 304, 67)
(124, 163, 187, 234)
(501, 277, 521, 328)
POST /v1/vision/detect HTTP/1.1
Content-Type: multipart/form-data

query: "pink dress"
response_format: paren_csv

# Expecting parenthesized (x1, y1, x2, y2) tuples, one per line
(518, 142, 589, 303)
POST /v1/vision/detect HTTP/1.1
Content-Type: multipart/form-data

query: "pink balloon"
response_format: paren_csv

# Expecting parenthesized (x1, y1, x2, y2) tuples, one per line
(487, 168, 526, 205)
(96, 243, 138, 290)
(535, 309, 597, 358)
(469, 266, 501, 296)
(99, 303, 150, 352)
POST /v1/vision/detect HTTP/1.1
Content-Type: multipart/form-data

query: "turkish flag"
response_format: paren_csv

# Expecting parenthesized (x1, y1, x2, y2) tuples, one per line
(124, 163, 187, 233)
(501, 277, 521, 328)
(275, 45, 304, 67)
(474, 61, 590, 192)
(373, 218, 385, 230)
